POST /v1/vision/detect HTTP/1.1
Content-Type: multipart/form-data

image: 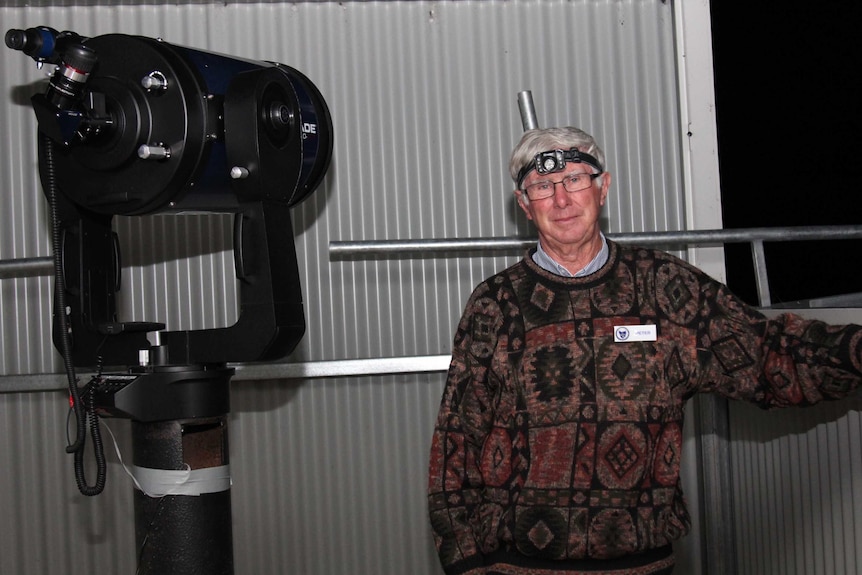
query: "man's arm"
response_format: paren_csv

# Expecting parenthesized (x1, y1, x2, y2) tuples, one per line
(695, 282, 862, 407)
(428, 287, 503, 575)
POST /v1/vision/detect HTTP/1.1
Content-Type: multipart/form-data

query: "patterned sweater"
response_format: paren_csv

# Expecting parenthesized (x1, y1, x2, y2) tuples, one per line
(428, 241, 862, 575)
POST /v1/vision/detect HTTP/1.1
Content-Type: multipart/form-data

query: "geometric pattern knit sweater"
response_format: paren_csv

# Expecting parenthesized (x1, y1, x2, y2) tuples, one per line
(428, 241, 862, 575)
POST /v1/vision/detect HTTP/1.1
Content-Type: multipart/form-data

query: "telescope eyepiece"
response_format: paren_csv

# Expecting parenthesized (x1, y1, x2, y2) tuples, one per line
(5, 26, 59, 60)
(5, 26, 87, 64)
(5, 28, 28, 50)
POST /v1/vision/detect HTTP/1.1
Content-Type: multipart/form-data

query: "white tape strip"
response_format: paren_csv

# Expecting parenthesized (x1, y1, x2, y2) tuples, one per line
(131, 464, 232, 497)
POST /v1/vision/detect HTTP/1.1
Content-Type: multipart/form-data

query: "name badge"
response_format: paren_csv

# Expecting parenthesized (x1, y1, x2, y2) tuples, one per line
(614, 324, 657, 343)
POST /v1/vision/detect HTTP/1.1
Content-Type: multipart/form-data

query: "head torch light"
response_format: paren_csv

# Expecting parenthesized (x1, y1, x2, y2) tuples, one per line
(517, 147, 603, 190)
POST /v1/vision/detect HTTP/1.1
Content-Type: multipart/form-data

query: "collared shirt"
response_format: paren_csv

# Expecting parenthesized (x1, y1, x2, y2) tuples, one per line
(532, 233, 609, 277)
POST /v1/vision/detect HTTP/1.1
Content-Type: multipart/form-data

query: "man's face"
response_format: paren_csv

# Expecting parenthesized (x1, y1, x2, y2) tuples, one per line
(515, 162, 610, 254)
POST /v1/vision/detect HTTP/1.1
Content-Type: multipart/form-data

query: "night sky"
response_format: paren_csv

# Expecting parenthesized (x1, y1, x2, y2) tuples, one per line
(710, 3, 862, 306)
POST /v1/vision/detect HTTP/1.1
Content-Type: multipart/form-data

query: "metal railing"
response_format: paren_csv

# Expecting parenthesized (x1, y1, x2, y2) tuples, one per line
(2, 224, 861, 393)
(330, 225, 862, 309)
(0, 256, 53, 279)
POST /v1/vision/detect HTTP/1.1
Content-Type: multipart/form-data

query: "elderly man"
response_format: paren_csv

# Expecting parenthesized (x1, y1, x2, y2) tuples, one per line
(427, 126, 862, 574)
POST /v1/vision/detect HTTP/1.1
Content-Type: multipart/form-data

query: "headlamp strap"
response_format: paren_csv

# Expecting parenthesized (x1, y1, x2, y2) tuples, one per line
(517, 148, 604, 189)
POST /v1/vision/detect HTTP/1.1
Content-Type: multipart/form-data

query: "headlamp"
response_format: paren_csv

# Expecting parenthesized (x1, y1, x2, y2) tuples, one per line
(517, 147, 603, 189)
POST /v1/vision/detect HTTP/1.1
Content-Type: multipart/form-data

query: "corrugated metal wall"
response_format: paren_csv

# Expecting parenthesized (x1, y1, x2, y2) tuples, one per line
(0, 3, 689, 573)
(729, 309, 862, 575)
(730, 399, 862, 575)
(3, 2, 856, 575)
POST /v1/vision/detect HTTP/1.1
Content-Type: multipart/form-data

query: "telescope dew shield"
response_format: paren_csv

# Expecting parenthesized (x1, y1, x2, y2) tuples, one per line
(224, 64, 333, 207)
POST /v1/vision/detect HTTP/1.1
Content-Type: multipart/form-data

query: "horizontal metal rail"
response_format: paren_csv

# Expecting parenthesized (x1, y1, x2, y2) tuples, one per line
(0, 256, 53, 279)
(329, 225, 862, 309)
(329, 225, 862, 257)
(1, 355, 452, 393)
(2, 225, 861, 392)
(4, 226, 861, 275)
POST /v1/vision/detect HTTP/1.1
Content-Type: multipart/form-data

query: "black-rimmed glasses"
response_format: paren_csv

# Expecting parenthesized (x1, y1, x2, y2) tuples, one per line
(522, 172, 601, 200)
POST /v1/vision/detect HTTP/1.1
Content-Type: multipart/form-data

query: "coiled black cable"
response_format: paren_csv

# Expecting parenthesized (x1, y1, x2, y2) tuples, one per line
(73, 381, 107, 495)
(43, 132, 106, 495)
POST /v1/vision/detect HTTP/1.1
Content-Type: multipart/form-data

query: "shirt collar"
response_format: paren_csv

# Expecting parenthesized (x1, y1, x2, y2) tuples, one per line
(532, 233, 609, 277)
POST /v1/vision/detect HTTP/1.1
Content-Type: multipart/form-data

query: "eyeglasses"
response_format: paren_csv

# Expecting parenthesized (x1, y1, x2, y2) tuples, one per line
(522, 172, 602, 200)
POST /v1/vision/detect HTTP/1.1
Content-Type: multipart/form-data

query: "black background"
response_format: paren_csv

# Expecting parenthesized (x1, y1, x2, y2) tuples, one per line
(710, 3, 862, 306)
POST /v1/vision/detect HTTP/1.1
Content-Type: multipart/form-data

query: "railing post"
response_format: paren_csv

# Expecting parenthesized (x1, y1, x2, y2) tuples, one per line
(751, 239, 771, 308)
(696, 394, 738, 575)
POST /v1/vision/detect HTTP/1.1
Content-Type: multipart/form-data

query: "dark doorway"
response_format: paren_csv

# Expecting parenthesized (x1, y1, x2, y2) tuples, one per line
(711, 3, 862, 306)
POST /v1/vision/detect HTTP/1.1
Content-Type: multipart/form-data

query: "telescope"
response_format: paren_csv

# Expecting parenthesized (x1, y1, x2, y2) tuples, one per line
(6, 26, 333, 575)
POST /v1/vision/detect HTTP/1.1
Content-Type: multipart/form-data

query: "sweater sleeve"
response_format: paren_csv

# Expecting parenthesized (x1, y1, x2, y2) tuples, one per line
(695, 281, 862, 408)
(428, 285, 504, 575)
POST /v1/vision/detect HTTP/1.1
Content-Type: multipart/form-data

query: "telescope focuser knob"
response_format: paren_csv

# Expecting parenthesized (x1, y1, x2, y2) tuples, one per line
(138, 144, 170, 160)
(230, 166, 250, 179)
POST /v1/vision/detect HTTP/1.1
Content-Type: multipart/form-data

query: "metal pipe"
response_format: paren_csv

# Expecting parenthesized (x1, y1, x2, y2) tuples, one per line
(5, 226, 860, 277)
(0, 256, 53, 279)
(517, 90, 539, 131)
(329, 225, 862, 258)
(751, 239, 772, 308)
(3, 224, 861, 391)
(0, 355, 453, 393)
